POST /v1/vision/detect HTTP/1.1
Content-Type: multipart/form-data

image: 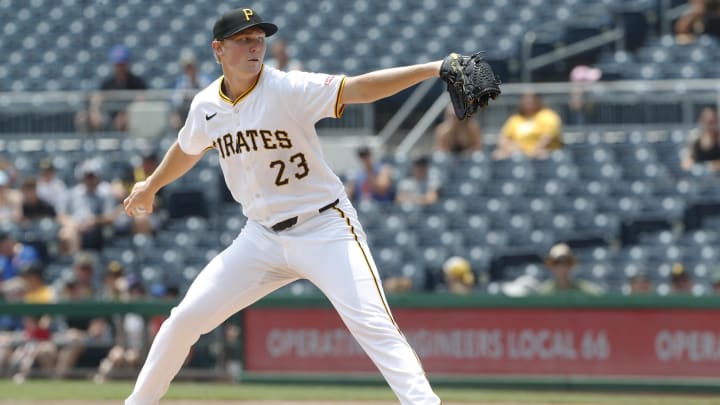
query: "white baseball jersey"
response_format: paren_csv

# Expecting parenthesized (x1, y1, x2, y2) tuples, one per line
(178, 65, 347, 227)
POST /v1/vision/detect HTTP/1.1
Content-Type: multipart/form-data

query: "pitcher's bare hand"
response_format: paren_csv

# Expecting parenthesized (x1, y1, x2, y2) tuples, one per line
(123, 180, 155, 217)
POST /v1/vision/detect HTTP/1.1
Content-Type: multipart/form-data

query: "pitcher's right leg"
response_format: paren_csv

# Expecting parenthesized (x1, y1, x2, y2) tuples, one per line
(126, 226, 295, 405)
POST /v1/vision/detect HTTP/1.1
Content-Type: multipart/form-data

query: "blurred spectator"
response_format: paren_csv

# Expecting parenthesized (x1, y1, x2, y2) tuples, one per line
(441, 256, 475, 294)
(493, 93, 563, 160)
(383, 276, 414, 293)
(537, 243, 603, 295)
(0, 155, 17, 184)
(567, 65, 602, 125)
(101, 260, 129, 301)
(170, 50, 213, 130)
(74, 92, 105, 133)
(0, 170, 22, 225)
(345, 147, 395, 204)
(21, 263, 55, 303)
(93, 278, 147, 384)
(223, 321, 242, 380)
(10, 264, 57, 384)
(54, 252, 110, 379)
(20, 177, 56, 224)
(57, 159, 117, 254)
(670, 262, 693, 294)
(68, 252, 100, 297)
(0, 230, 40, 285)
(681, 107, 720, 172)
(501, 274, 541, 297)
(433, 104, 483, 154)
(9, 315, 56, 384)
(627, 271, 654, 294)
(99, 44, 148, 132)
(395, 155, 440, 206)
(675, 0, 720, 44)
(75, 44, 148, 132)
(36, 159, 67, 213)
(0, 277, 25, 327)
(0, 277, 26, 374)
(265, 38, 303, 71)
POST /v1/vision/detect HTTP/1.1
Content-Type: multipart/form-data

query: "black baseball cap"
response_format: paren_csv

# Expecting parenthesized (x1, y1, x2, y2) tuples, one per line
(213, 8, 278, 41)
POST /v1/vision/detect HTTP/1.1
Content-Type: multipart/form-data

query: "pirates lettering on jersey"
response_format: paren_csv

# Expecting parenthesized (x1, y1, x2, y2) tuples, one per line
(213, 129, 293, 159)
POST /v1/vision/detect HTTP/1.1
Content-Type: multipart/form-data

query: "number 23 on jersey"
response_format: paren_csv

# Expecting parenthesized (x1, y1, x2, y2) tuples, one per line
(270, 152, 309, 186)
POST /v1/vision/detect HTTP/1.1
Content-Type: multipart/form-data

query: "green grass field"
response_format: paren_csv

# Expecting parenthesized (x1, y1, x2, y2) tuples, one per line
(2, 381, 720, 404)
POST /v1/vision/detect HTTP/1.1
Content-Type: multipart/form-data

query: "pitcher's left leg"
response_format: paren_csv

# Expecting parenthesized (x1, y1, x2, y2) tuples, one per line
(293, 208, 440, 405)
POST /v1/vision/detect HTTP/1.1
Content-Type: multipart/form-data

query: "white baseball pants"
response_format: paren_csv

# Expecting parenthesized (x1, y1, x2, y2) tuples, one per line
(125, 196, 440, 405)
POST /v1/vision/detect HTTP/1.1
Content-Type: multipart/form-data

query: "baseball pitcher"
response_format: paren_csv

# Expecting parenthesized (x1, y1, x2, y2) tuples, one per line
(123, 7, 499, 405)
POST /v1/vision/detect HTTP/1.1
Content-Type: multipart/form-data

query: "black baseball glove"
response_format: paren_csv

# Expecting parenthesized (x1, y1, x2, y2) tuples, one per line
(439, 52, 501, 120)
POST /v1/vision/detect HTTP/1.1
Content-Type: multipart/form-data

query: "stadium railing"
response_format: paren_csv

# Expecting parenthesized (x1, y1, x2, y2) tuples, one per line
(0, 89, 373, 136)
(2, 79, 719, 139)
(397, 78, 720, 153)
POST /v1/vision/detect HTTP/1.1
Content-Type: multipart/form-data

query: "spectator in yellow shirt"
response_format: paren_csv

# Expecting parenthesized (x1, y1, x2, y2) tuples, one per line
(21, 264, 55, 303)
(493, 92, 562, 160)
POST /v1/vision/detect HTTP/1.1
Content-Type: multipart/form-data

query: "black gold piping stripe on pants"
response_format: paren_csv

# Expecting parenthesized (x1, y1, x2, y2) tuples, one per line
(331, 206, 431, 380)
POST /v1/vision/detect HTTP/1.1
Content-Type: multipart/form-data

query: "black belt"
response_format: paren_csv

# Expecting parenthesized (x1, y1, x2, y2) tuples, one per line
(271, 198, 339, 232)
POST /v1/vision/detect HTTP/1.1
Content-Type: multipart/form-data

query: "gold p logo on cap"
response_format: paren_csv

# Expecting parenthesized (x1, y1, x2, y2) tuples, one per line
(242, 8, 254, 21)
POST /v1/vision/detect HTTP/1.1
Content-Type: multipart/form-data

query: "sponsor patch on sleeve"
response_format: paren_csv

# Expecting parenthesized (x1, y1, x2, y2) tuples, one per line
(324, 75, 336, 86)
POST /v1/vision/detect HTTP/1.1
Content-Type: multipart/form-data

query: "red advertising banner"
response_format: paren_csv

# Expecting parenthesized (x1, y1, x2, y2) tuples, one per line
(244, 307, 720, 377)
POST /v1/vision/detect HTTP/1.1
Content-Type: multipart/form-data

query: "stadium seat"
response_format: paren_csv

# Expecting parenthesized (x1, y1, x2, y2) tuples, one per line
(679, 228, 718, 246)
(638, 195, 686, 222)
(456, 214, 491, 246)
(165, 189, 209, 218)
(479, 179, 524, 199)
(374, 247, 403, 274)
(6, 0, 720, 298)
(420, 246, 450, 271)
(0, 0, 669, 89)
